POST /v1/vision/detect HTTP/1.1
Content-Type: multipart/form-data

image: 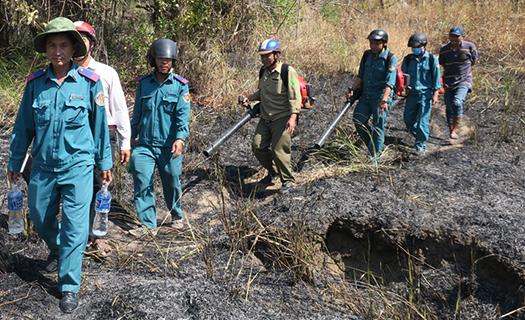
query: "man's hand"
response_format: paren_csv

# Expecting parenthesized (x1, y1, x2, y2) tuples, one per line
(120, 150, 131, 166)
(432, 91, 439, 105)
(7, 171, 20, 184)
(377, 100, 388, 114)
(239, 95, 250, 108)
(346, 88, 353, 100)
(286, 114, 298, 136)
(171, 139, 184, 159)
(130, 139, 136, 148)
(99, 170, 112, 186)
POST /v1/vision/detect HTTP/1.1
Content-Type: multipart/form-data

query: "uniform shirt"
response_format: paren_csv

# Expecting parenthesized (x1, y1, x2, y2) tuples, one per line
(87, 59, 132, 150)
(8, 63, 113, 173)
(439, 40, 478, 89)
(252, 61, 301, 121)
(131, 73, 190, 147)
(401, 52, 442, 96)
(358, 47, 397, 98)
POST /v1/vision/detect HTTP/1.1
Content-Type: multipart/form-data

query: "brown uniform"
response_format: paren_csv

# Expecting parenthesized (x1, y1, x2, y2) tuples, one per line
(251, 61, 301, 184)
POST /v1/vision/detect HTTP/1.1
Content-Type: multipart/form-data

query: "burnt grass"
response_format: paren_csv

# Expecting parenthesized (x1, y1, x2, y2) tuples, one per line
(1, 73, 525, 319)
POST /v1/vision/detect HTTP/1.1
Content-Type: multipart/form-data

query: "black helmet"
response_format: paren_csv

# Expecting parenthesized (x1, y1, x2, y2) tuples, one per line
(367, 29, 388, 43)
(407, 33, 428, 47)
(148, 38, 177, 68)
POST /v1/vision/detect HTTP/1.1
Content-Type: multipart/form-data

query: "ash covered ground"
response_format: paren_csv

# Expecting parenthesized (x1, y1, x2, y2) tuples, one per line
(1, 73, 525, 319)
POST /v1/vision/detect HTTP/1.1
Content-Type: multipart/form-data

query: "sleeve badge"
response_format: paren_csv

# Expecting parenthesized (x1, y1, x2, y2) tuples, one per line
(389, 64, 396, 71)
(95, 91, 105, 107)
(290, 79, 297, 86)
(183, 92, 191, 103)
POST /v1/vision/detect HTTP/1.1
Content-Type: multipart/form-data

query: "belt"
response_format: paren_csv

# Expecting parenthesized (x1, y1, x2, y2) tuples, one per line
(108, 125, 116, 131)
(262, 119, 274, 124)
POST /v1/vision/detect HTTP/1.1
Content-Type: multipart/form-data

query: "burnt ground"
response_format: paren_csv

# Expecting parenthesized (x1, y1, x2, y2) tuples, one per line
(1, 72, 525, 319)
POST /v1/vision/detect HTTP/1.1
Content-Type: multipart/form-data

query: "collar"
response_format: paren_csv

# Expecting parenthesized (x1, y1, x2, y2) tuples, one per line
(45, 62, 79, 82)
(266, 60, 282, 74)
(378, 47, 390, 59)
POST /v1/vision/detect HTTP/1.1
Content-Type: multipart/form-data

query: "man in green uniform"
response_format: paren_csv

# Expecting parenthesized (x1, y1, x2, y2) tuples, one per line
(7, 17, 112, 313)
(241, 39, 301, 193)
(129, 38, 191, 236)
(347, 29, 397, 163)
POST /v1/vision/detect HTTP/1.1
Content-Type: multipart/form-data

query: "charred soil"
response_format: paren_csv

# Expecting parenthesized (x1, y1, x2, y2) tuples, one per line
(1, 73, 525, 319)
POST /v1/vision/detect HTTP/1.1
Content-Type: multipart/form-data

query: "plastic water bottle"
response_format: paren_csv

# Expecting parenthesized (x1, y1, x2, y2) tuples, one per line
(7, 184, 24, 234)
(92, 185, 111, 237)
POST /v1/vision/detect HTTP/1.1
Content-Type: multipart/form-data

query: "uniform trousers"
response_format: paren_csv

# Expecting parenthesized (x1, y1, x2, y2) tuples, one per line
(353, 96, 392, 157)
(130, 145, 183, 229)
(252, 116, 294, 184)
(28, 165, 93, 293)
(404, 93, 433, 150)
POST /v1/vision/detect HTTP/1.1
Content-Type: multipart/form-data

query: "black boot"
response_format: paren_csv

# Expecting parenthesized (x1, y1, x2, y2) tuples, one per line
(44, 254, 59, 272)
(59, 292, 79, 313)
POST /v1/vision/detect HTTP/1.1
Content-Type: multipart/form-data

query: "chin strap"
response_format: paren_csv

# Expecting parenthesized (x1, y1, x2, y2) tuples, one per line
(264, 52, 280, 70)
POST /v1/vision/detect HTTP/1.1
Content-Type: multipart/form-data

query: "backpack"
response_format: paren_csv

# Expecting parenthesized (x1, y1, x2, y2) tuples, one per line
(362, 50, 407, 96)
(259, 63, 315, 109)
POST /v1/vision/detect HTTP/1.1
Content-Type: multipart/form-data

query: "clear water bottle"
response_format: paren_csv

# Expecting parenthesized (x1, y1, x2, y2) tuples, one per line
(92, 185, 111, 237)
(7, 184, 24, 234)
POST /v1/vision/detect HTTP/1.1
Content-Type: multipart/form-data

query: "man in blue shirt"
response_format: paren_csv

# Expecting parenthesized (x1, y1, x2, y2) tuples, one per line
(401, 33, 441, 156)
(347, 29, 398, 162)
(439, 26, 478, 139)
(129, 38, 191, 236)
(7, 17, 112, 313)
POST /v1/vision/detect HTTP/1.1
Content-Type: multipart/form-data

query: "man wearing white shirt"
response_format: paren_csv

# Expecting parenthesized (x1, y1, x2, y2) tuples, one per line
(74, 21, 131, 257)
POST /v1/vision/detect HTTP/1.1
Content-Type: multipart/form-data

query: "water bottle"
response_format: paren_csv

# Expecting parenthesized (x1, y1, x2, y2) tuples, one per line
(92, 185, 111, 237)
(7, 184, 24, 234)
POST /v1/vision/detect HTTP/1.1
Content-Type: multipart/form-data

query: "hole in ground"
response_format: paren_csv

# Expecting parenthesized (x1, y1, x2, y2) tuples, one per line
(325, 218, 525, 314)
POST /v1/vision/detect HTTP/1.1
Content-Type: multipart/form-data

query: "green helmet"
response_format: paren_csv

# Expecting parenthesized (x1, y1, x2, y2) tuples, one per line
(33, 17, 87, 58)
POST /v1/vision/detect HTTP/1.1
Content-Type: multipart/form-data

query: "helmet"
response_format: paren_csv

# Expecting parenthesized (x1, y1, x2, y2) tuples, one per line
(148, 38, 177, 67)
(74, 21, 96, 44)
(367, 29, 388, 43)
(407, 33, 428, 47)
(33, 17, 86, 57)
(258, 39, 281, 54)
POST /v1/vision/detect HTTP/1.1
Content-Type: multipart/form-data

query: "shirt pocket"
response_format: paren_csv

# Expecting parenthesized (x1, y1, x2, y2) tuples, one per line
(420, 63, 432, 84)
(141, 94, 154, 112)
(266, 77, 282, 95)
(32, 99, 51, 126)
(64, 99, 88, 128)
(162, 94, 178, 114)
(371, 62, 386, 80)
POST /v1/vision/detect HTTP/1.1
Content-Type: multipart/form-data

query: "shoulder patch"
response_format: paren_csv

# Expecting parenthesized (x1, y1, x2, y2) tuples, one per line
(137, 73, 152, 82)
(175, 74, 189, 85)
(182, 92, 191, 103)
(95, 91, 105, 106)
(27, 69, 46, 82)
(78, 67, 100, 82)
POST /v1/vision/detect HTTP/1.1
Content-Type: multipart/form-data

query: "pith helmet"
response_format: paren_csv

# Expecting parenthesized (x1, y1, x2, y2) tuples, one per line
(34, 17, 86, 57)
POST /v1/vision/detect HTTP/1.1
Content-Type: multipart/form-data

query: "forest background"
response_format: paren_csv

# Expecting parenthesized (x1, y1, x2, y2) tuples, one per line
(0, 0, 524, 142)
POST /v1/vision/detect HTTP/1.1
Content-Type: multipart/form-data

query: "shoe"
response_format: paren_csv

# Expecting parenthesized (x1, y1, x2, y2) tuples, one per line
(259, 173, 277, 185)
(128, 226, 158, 238)
(415, 148, 426, 156)
(44, 254, 59, 272)
(59, 292, 79, 313)
(171, 218, 184, 230)
(87, 239, 112, 258)
(280, 183, 295, 194)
